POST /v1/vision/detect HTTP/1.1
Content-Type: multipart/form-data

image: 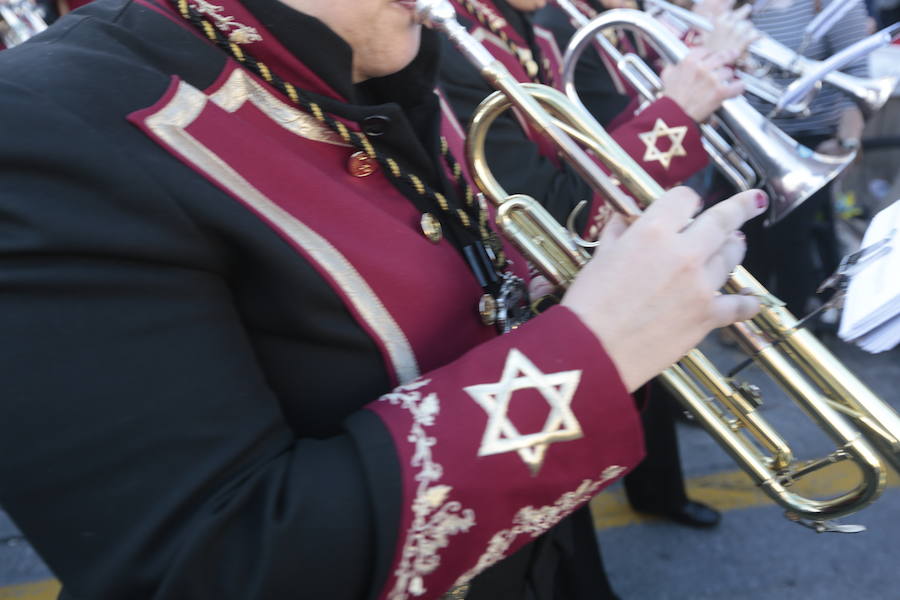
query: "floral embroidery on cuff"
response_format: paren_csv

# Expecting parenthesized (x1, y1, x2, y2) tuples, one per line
(381, 379, 477, 600)
(452, 465, 627, 588)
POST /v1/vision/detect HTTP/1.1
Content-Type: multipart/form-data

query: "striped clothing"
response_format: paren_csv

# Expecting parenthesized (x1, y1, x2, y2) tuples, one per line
(749, 0, 870, 136)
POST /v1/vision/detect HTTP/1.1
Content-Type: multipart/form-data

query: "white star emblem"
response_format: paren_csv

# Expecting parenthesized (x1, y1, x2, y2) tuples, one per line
(464, 349, 583, 475)
(639, 118, 688, 170)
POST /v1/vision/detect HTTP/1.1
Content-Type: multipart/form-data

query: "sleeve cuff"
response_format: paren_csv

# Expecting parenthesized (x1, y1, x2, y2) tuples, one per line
(367, 305, 644, 600)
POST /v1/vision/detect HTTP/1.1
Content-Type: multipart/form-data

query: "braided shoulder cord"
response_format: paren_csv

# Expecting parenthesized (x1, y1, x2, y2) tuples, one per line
(173, 0, 505, 269)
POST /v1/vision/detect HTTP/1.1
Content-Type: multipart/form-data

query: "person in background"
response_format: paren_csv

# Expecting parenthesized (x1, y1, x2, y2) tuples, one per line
(742, 0, 869, 323)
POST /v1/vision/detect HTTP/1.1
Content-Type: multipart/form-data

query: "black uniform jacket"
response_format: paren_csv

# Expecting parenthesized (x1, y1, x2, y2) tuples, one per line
(0, 1, 644, 599)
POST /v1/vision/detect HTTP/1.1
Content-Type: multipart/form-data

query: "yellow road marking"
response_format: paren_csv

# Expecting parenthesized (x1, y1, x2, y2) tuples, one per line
(592, 462, 900, 530)
(0, 580, 59, 600)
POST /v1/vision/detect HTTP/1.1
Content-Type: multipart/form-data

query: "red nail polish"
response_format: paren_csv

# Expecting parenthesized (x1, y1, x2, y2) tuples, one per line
(756, 191, 768, 210)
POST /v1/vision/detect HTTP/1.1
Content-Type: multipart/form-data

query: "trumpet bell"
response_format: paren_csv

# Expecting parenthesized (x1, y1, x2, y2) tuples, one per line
(746, 115, 856, 225)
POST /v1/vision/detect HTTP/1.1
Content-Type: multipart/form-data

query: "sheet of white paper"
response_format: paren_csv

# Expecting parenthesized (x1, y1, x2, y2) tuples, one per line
(839, 199, 900, 353)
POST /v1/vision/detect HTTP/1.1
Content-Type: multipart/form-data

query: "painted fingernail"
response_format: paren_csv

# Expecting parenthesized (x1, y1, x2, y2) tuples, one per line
(755, 191, 768, 210)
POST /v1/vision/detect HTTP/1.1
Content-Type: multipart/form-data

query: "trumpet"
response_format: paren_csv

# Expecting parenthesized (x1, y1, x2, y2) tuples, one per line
(558, 5, 855, 225)
(643, 0, 900, 117)
(415, 0, 900, 530)
(0, 0, 48, 47)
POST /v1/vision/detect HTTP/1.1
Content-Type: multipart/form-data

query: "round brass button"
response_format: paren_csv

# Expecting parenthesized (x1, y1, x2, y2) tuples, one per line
(348, 151, 377, 178)
(420, 213, 443, 243)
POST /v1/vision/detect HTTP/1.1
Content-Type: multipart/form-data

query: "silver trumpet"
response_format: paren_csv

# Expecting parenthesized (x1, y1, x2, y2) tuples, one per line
(560, 6, 855, 224)
(0, 0, 48, 47)
(644, 0, 900, 117)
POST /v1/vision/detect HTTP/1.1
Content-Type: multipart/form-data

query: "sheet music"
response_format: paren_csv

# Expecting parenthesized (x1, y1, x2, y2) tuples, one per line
(839, 199, 900, 353)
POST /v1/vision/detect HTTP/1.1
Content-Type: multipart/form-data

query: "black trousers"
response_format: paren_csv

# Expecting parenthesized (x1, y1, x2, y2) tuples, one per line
(622, 383, 689, 512)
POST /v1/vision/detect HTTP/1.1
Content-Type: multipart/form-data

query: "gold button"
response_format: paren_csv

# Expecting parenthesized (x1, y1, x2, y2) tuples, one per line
(348, 151, 377, 178)
(420, 213, 443, 243)
(479, 293, 497, 327)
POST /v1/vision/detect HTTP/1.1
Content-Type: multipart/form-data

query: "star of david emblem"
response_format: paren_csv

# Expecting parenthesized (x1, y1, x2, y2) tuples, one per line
(639, 118, 688, 170)
(464, 349, 583, 475)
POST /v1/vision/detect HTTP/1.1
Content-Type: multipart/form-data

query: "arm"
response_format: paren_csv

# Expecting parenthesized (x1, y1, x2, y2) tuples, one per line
(0, 81, 643, 600)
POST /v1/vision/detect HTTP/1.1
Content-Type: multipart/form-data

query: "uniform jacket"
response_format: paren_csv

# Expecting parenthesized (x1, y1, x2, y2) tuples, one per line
(0, 0, 644, 599)
(439, 0, 707, 238)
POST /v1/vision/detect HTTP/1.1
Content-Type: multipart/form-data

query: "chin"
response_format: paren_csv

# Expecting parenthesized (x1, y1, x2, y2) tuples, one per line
(385, 32, 423, 76)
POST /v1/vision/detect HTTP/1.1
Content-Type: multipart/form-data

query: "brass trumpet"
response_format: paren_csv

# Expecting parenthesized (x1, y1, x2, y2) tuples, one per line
(415, 0, 900, 530)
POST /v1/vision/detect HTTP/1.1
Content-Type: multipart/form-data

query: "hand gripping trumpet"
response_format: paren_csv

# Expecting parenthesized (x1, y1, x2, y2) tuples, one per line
(415, 0, 900, 531)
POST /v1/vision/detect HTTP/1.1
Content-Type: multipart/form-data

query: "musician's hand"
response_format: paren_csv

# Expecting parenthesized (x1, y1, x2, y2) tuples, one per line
(561, 187, 766, 392)
(660, 47, 745, 123)
(700, 4, 758, 60)
(692, 0, 733, 20)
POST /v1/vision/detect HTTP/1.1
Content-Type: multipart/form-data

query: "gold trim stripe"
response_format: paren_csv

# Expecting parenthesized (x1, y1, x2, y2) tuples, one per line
(144, 79, 420, 383)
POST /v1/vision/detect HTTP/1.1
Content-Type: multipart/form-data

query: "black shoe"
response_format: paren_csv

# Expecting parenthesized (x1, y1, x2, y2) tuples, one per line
(633, 500, 721, 529)
(663, 500, 721, 529)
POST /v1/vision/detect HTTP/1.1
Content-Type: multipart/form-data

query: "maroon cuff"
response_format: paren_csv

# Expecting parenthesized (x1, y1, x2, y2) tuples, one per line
(611, 96, 707, 189)
(581, 96, 707, 238)
(368, 305, 644, 600)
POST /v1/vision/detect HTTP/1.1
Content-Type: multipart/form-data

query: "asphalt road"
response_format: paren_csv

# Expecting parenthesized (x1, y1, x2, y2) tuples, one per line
(598, 334, 900, 600)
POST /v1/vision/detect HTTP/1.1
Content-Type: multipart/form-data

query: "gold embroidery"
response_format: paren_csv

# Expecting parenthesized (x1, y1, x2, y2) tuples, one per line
(144, 80, 420, 383)
(464, 349, 583, 475)
(639, 118, 688, 170)
(189, 0, 262, 44)
(453, 466, 627, 588)
(209, 69, 348, 147)
(380, 380, 477, 600)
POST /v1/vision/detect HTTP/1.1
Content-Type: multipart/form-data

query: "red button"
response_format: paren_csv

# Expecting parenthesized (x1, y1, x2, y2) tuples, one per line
(348, 151, 378, 178)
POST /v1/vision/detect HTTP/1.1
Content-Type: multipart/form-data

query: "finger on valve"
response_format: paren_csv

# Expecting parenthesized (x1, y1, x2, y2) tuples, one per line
(559, 187, 766, 392)
(683, 189, 768, 257)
